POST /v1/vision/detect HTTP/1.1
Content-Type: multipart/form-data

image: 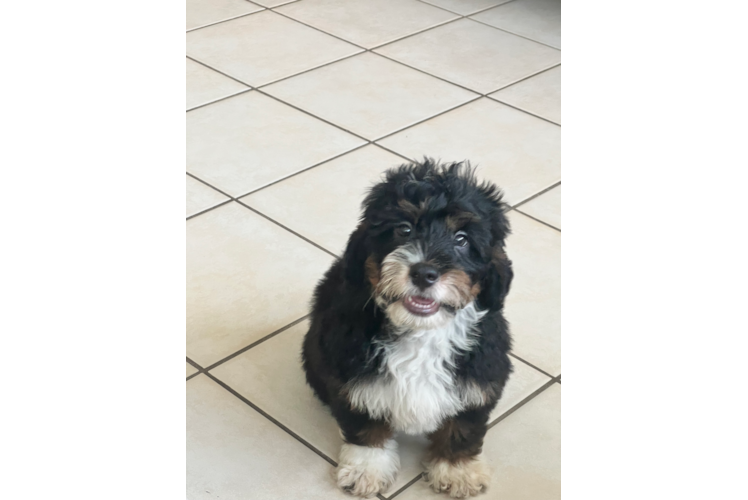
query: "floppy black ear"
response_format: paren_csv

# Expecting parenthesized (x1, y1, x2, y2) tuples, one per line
(478, 250, 513, 311)
(342, 222, 369, 285)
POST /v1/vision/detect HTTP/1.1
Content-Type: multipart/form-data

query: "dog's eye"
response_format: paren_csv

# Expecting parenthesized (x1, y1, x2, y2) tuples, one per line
(395, 223, 412, 237)
(454, 231, 469, 248)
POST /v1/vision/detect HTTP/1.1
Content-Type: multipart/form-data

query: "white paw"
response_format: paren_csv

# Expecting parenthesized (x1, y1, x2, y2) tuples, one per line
(336, 440, 399, 498)
(426, 455, 491, 498)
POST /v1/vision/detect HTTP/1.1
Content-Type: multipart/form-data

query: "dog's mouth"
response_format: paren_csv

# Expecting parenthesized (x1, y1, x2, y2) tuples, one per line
(402, 295, 441, 316)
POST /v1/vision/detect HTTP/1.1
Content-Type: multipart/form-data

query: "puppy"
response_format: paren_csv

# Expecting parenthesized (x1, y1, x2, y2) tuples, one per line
(302, 159, 513, 498)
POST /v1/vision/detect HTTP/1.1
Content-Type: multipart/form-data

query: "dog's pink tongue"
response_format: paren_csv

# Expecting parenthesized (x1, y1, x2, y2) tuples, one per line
(403, 295, 440, 316)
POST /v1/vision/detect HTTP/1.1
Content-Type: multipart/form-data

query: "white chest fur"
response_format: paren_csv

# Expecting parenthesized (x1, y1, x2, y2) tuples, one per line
(347, 304, 486, 435)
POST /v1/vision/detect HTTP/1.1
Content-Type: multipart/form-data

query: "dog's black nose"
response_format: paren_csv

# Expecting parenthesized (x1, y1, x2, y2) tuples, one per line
(410, 263, 439, 289)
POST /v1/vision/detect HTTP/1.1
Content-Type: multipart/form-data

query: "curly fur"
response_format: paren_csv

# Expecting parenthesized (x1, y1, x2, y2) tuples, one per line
(301, 159, 514, 497)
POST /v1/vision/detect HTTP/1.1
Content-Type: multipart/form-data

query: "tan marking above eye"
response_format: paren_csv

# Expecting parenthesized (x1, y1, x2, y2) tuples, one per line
(446, 211, 481, 231)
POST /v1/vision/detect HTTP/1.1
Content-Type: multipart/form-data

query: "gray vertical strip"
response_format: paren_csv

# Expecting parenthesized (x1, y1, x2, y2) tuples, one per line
(561, 0, 748, 63)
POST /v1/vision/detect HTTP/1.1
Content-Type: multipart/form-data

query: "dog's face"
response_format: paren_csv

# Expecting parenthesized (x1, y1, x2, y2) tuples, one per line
(343, 160, 513, 331)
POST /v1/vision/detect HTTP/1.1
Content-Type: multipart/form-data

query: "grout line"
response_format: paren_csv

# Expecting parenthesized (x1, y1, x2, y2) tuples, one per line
(255, 88, 371, 142)
(186, 88, 252, 113)
(510, 181, 561, 209)
(237, 200, 340, 258)
(255, 51, 364, 89)
(205, 371, 338, 467)
(256, 50, 368, 88)
(556, 375, 561, 384)
(367, 15, 462, 50)
(487, 97, 561, 126)
(202, 314, 311, 372)
(371, 51, 485, 96)
(186, 357, 203, 370)
(186, 8, 561, 132)
(185, 170, 341, 255)
(387, 473, 425, 499)
(186, 8, 267, 34)
(188, 318, 310, 383)
(187, 26, 561, 152)
(185, 356, 205, 382)
(270, 0, 494, 53)
(508, 352, 555, 379)
(266, 0, 301, 6)
(186, 18, 563, 244)
(487, 375, 559, 430)
(270, 9, 370, 49)
(370, 94, 482, 142)
(263, 70, 479, 145)
(414, 0, 517, 16)
(186, 199, 233, 221)
(186, 55, 255, 88)
(468, 17, 561, 51)
(185, 172, 233, 198)
(513, 208, 561, 232)
(369, 1, 518, 52)
(267, 0, 555, 107)
(482, 62, 562, 95)
(373, 143, 415, 163)
(236, 144, 370, 198)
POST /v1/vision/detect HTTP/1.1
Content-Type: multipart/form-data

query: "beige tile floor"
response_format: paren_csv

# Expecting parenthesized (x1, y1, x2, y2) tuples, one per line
(186, 1, 560, 498)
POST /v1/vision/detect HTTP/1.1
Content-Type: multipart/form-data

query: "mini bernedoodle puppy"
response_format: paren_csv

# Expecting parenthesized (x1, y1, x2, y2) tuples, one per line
(302, 159, 514, 498)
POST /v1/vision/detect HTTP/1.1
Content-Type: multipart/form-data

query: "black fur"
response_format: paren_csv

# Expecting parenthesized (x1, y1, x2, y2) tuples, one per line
(302, 159, 513, 456)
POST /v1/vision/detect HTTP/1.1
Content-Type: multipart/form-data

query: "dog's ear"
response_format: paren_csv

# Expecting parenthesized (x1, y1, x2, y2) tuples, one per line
(342, 221, 369, 285)
(478, 201, 513, 311)
(478, 249, 513, 311)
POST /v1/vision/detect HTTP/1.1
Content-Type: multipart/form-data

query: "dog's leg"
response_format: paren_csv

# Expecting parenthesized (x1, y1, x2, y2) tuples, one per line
(425, 407, 492, 498)
(332, 406, 399, 498)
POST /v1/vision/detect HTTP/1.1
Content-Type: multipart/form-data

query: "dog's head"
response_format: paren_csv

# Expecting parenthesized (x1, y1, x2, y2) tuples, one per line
(343, 159, 513, 331)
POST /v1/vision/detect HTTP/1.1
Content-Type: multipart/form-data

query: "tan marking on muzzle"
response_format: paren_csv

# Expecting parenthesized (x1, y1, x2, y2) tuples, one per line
(365, 256, 380, 288)
(440, 269, 477, 307)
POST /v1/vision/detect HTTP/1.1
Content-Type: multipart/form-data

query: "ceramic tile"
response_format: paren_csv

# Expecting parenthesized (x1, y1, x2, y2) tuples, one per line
(472, 0, 561, 49)
(276, 0, 458, 48)
(518, 184, 561, 229)
(187, 91, 365, 197)
(187, 375, 352, 500)
(421, 0, 512, 15)
(186, 0, 263, 31)
(187, 362, 199, 377)
(489, 65, 561, 124)
(242, 146, 404, 255)
(210, 316, 553, 496)
(503, 211, 561, 375)
(489, 358, 552, 423)
(187, 11, 362, 87)
(378, 98, 560, 206)
(375, 18, 559, 94)
(186, 175, 230, 218)
(186, 58, 248, 110)
(263, 53, 477, 140)
(211, 320, 431, 497)
(396, 384, 561, 500)
(186, 202, 333, 367)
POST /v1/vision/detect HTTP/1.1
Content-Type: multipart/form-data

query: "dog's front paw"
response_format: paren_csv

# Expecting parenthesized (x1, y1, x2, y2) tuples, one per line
(426, 455, 490, 498)
(337, 462, 394, 498)
(336, 441, 399, 498)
